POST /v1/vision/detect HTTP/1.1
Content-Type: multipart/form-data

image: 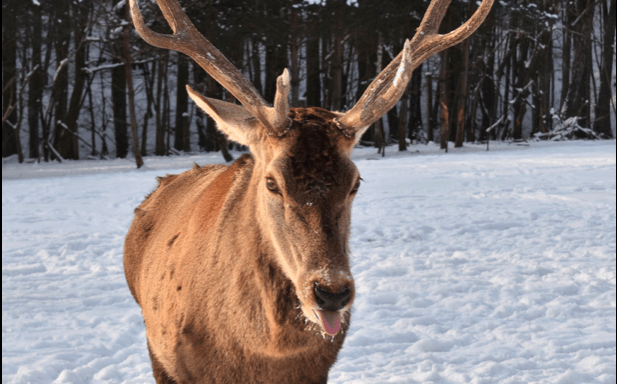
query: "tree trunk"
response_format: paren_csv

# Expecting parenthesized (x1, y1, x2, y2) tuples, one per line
(398, 92, 409, 151)
(155, 53, 168, 156)
(40, 18, 55, 162)
(560, 1, 574, 111)
(441, 10, 461, 144)
(124, 2, 143, 168)
(174, 53, 189, 151)
(342, 41, 351, 111)
(264, 6, 287, 106)
(141, 62, 155, 156)
(439, 51, 449, 150)
(28, 2, 43, 159)
(354, 18, 375, 142)
(98, 70, 109, 157)
(386, 44, 400, 143)
(13, 94, 24, 164)
(290, 9, 300, 107)
(57, 1, 90, 160)
(512, 29, 530, 140)
(50, 0, 71, 161)
(468, 81, 480, 142)
(565, 0, 594, 129)
(480, 51, 496, 141)
(499, 44, 513, 140)
(594, 0, 615, 138)
(111, 4, 129, 159)
(539, 27, 553, 134)
(321, 18, 331, 110)
(164, 67, 171, 155)
(425, 73, 434, 142)
(306, 14, 321, 108)
(387, 109, 399, 144)
(192, 58, 210, 151)
(86, 76, 97, 157)
(112, 62, 128, 158)
(403, 66, 422, 143)
(217, 86, 234, 163)
(251, 38, 263, 97)
(331, 3, 343, 111)
(374, 35, 386, 154)
(455, 39, 469, 147)
(2, 0, 18, 158)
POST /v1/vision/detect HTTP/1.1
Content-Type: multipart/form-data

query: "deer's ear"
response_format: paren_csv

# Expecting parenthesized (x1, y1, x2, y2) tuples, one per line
(187, 85, 264, 146)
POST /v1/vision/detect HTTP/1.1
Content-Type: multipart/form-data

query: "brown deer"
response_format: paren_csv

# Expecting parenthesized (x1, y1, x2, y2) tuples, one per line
(124, 0, 493, 382)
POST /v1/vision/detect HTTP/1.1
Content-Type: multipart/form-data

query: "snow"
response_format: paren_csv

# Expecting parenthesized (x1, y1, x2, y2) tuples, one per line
(394, 60, 406, 87)
(2, 141, 616, 383)
(305, 0, 358, 6)
(112, 0, 126, 13)
(535, 111, 602, 141)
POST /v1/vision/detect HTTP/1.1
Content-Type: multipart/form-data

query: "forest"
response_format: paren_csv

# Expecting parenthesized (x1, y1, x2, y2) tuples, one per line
(2, 0, 615, 164)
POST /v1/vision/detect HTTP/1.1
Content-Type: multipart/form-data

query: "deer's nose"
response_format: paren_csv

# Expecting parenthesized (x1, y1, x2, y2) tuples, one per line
(314, 285, 351, 311)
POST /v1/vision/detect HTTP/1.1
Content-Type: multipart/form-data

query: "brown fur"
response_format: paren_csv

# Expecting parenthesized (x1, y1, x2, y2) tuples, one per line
(125, 108, 360, 383)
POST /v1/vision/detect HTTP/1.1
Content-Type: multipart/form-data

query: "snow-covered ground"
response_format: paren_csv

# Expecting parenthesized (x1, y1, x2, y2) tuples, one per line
(2, 141, 616, 384)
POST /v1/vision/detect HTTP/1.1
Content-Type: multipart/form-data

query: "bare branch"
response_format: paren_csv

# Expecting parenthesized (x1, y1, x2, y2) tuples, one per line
(2, 65, 39, 126)
(83, 58, 155, 74)
(46, 140, 64, 163)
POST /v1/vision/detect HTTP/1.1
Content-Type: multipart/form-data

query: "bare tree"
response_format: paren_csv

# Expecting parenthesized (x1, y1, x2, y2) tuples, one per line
(111, 2, 129, 158)
(27, 1, 43, 159)
(2, 0, 19, 157)
(455, 38, 469, 147)
(565, 0, 595, 130)
(594, 0, 616, 137)
(54, 1, 92, 160)
(439, 51, 450, 151)
(123, 1, 144, 168)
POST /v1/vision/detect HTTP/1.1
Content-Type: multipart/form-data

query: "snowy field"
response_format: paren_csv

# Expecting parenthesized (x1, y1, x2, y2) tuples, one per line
(2, 141, 616, 384)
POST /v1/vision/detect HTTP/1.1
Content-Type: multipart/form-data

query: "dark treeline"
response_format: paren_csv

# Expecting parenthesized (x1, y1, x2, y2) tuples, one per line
(2, 0, 615, 163)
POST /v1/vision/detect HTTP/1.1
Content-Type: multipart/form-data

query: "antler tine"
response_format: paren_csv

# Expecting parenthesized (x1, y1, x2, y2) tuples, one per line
(129, 0, 180, 51)
(129, 0, 290, 134)
(409, 0, 494, 70)
(339, 0, 494, 134)
(270, 69, 292, 134)
(412, 0, 452, 40)
(147, 0, 185, 35)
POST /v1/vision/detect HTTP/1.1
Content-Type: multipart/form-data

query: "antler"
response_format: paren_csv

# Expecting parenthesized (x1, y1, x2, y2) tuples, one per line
(338, 0, 494, 135)
(129, 0, 290, 134)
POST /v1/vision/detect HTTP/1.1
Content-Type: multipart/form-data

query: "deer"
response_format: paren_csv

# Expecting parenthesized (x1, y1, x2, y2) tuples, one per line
(123, 0, 493, 382)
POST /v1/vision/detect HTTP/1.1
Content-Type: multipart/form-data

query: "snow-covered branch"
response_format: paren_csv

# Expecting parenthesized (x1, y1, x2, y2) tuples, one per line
(83, 58, 156, 74)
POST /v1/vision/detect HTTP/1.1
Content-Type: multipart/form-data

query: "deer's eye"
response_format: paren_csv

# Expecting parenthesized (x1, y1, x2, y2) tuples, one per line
(350, 180, 361, 195)
(266, 178, 281, 195)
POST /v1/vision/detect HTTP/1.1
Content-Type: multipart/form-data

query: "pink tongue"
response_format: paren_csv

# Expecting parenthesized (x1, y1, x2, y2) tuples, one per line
(316, 310, 341, 335)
